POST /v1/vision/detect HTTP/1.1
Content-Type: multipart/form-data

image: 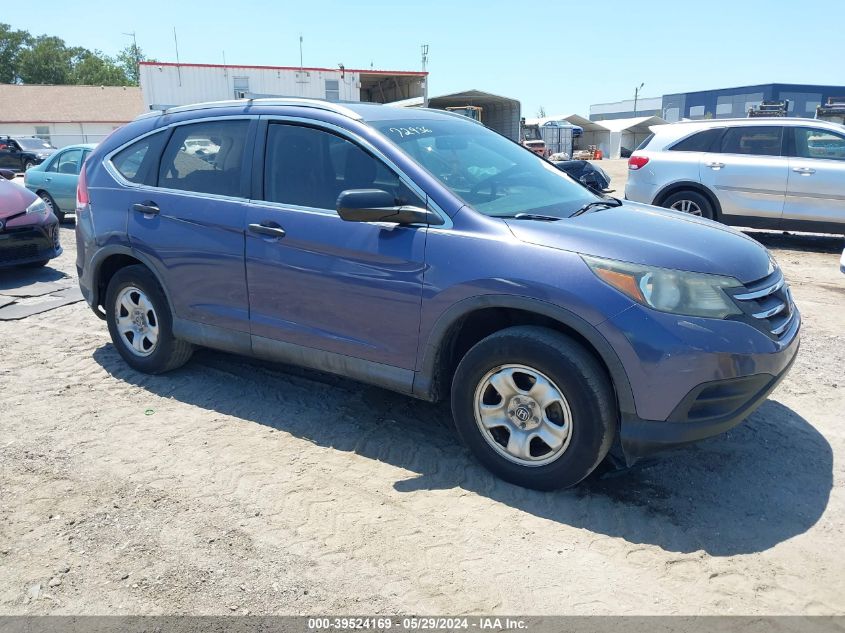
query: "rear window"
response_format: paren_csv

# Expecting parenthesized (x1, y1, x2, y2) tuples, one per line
(668, 128, 723, 152)
(718, 126, 783, 156)
(635, 133, 654, 151)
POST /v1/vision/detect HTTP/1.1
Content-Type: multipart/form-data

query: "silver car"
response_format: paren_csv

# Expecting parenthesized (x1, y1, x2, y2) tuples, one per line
(625, 117, 845, 234)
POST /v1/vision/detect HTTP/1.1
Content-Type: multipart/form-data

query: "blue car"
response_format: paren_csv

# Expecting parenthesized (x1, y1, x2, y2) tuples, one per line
(24, 143, 97, 223)
(75, 99, 800, 490)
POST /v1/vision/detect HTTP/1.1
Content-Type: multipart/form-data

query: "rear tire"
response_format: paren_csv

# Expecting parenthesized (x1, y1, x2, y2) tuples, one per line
(105, 265, 193, 374)
(23, 160, 36, 171)
(662, 190, 714, 220)
(39, 192, 64, 223)
(450, 326, 617, 490)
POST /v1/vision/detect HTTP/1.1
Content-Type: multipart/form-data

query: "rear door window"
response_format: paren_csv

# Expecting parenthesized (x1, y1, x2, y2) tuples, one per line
(668, 128, 724, 152)
(158, 120, 249, 197)
(718, 126, 784, 156)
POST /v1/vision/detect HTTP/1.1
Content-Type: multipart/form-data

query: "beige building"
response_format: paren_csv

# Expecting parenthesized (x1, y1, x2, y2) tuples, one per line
(0, 84, 144, 148)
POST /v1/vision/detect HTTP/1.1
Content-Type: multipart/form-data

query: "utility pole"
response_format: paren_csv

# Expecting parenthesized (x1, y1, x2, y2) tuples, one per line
(421, 44, 429, 107)
(299, 34, 304, 71)
(173, 27, 182, 86)
(123, 31, 140, 84)
(634, 82, 645, 117)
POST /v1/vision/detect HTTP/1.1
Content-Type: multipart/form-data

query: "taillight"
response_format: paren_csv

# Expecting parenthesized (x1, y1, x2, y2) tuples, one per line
(628, 155, 649, 170)
(76, 164, 89, 207)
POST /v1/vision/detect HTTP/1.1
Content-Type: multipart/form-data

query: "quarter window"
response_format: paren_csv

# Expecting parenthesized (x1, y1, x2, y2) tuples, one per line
(792, 128, 845, 161)
(718, 126, 783, 156)
(112, 131, 168, 185)
(49, 149, 82, 175)
(263, 123, 423, 210)
(669, 128, 723, 152)
(158, 120, 249, 197)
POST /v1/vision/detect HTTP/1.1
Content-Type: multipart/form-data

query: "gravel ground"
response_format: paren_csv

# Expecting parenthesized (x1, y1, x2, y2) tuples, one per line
(1, 212, 843, 615)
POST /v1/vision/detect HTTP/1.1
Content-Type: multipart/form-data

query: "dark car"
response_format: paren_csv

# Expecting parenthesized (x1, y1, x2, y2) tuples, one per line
(0, 177, 62, 268)
(552, 159, 612, 193)
(0, 136, 57, 172)
(76, 99, 799, 490)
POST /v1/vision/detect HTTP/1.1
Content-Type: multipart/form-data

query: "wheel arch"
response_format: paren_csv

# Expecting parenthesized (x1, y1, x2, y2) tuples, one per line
(652, 181, 722, 219)
(89, 246, 174, 320)
(413, 295, 636, 418)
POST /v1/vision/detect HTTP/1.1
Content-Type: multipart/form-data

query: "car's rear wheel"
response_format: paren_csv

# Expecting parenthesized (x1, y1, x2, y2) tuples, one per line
(38, 192, 64, 223)
(23, 160, 36, 171)
(662, 190, 714, 220)
(105, 265, 193, 374)
(451, 326, 617, 490)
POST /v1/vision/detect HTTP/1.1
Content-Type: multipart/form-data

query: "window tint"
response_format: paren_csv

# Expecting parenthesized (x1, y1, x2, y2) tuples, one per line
(669, 128, 723, 152)
(49, 149, 82, 175)
(158, 120, 249, 197)
(719, 126, 783, 156)
(792, 127, 845, 161)
(263, 123, 424, 210)
(112, 131, 168, 185)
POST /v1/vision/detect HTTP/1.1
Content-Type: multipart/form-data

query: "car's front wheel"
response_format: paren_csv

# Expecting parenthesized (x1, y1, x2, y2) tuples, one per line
(23, 160, 36, 171)
(451, 326, 617, 490)
(105, 265, 193, 374)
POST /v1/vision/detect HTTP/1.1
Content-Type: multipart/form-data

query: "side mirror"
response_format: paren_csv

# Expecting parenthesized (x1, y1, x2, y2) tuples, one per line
(336, 189, 443, 226)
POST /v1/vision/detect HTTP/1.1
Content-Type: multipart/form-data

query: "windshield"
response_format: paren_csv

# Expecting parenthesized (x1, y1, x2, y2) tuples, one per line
(17, 138, 53, 150)
(372, 118, 596, 218)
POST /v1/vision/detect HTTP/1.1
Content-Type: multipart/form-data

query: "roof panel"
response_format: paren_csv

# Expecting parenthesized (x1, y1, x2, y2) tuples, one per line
(0, 85, 144, 123)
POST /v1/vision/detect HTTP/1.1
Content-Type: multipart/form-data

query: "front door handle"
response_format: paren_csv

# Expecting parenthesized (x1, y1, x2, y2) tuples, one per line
(792, 167, 816, 175)
(706, 162, 725, 170)
(248, 222, 286, 238)
(132, 201, 160, 215)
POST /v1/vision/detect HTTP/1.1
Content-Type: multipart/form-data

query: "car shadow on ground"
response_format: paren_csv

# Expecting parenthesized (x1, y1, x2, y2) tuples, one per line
(92, 345, 832, 558)
(743, 229, 844, 254)
(0, 264, 68, 291)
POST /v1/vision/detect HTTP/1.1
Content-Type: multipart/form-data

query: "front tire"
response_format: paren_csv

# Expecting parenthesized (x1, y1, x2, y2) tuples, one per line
(662, 190, 714, 220)
(105, 265, 193, 374)
(451, 326, 617, 490)
(23, 160, 36, 171)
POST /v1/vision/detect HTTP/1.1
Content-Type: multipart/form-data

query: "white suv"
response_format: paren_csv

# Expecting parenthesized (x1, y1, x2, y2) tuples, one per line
(625, 117, 845, 234)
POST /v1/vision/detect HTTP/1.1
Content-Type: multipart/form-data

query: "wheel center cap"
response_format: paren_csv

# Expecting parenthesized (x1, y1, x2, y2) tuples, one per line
(507, 396, 541, 430)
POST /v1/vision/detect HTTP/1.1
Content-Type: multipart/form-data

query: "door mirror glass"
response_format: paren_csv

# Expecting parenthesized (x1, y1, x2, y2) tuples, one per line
(337, 189, 440, 225)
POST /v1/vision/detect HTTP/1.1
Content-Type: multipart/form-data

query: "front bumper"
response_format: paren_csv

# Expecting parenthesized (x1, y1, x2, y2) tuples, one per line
(619, 341, 799, 461)
(596, 300, 801, 463)
(0, 218, 62, 268)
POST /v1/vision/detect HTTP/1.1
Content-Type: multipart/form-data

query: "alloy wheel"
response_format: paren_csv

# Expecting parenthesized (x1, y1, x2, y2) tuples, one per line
(670, 199, 702, 216)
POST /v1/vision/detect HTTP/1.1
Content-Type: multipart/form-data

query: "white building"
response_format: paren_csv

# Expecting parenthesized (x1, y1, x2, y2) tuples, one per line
(0, 84, 144, 148)
(140, 61, 427, 110)
(558, 114, 668, 159)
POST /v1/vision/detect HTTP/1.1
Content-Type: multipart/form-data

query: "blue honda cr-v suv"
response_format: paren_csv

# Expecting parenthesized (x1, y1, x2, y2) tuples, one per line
(75, 99, 800, 490)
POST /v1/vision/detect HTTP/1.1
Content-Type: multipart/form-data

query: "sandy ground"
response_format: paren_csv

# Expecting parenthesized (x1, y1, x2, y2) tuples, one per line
(1, 203, 844, 615)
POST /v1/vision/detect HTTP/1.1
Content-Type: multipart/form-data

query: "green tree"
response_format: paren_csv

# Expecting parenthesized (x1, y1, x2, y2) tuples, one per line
(17, 35, 74, 84)
(0, 23, 32, 83)
(117, 43, 153, 86)
(71, 49, 130, 86)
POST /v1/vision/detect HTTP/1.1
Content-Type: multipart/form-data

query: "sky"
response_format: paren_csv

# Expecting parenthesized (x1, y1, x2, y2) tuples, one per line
(8, 0, 845, 116)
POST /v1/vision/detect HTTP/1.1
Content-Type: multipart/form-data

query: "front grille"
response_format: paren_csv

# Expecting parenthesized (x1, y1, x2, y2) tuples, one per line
(730, 269, 796, 339)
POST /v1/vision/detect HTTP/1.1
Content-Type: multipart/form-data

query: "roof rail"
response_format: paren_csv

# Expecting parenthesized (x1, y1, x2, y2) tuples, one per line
(135, 97, 364, 121)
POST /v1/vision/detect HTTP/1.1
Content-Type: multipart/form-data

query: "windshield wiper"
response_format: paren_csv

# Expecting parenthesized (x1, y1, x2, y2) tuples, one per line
(497, 213, 562, 222)
(570, 197, 623, 217)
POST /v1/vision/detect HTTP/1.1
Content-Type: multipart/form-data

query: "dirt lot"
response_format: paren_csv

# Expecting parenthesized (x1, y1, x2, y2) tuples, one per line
(1, 196, 844, 614)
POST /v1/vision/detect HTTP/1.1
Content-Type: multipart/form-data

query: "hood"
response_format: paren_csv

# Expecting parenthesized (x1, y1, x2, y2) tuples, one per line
(0, 178, 38, 219)
(504, 202, 772, 284)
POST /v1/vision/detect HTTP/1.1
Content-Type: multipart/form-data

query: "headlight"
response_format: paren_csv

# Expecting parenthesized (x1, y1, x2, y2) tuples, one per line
(25, 198, 49, 217)
(583, 255, 742, 318)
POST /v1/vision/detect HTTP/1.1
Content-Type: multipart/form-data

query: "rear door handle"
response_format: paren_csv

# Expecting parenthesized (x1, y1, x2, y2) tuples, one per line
(248, 222, 286, 238)
(132, 201, 160, 215)
(792, 167, 816, 175)
(706, 162, 725, 169)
